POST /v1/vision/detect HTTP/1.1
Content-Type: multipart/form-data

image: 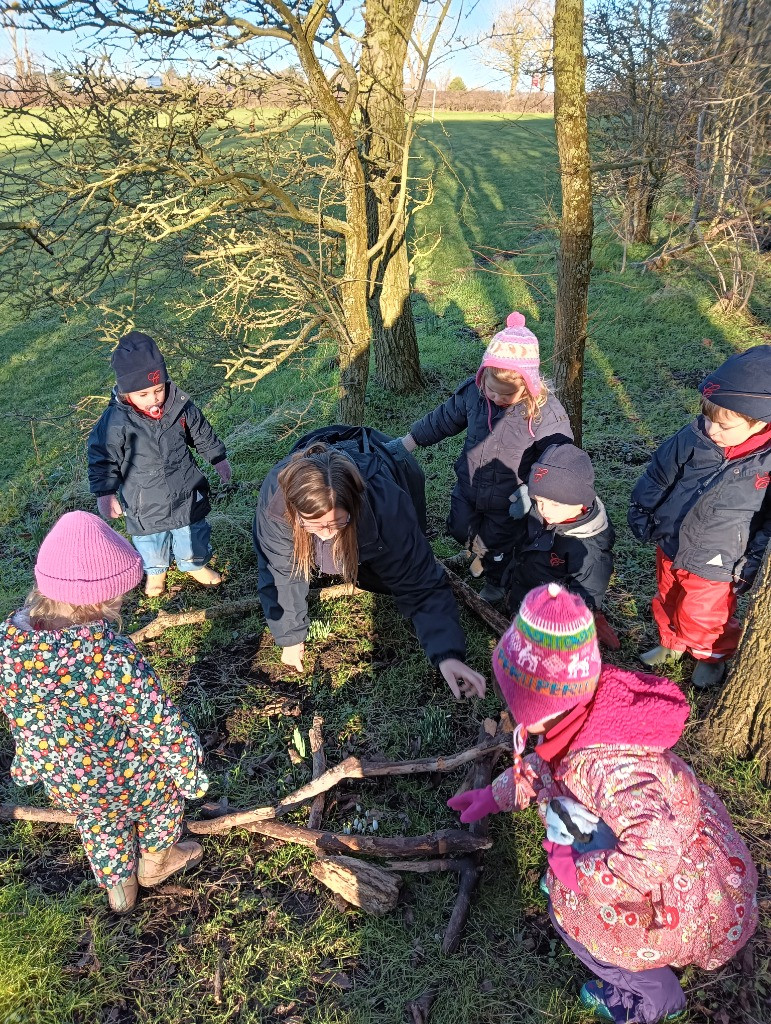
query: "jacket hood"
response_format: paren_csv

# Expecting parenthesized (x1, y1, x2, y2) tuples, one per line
(571, 665, 690, 751)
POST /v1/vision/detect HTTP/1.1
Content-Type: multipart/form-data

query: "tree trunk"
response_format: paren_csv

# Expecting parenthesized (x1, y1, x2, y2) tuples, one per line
(361, 0, 424, 394)
(701, 543, 771, 785)
(552, 0, 593, 446)
(622, 175, 656, 244)
(337, 163, 373, 424)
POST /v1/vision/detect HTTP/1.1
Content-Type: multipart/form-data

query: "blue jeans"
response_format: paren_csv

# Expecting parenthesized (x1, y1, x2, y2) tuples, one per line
(132, 520, 212, 576)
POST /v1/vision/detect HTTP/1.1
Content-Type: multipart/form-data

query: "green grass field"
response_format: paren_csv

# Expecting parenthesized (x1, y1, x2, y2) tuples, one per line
(0, 111, 769, 1024)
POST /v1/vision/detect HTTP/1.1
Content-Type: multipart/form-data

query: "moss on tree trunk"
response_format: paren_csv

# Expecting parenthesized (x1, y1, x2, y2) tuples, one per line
(553, 0, 593, 445)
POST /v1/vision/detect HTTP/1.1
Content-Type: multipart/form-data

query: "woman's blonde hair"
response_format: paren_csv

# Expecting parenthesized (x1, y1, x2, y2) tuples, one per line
(278, 443, 364, 585)
(22, 587, 123, 632)
(482, 367, 549, 421)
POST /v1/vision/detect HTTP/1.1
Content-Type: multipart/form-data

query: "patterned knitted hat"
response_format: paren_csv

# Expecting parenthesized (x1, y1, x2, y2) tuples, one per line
(35, 511, 143, 605)
(493, 583, 601, 728)
(475, 312, 541, 397)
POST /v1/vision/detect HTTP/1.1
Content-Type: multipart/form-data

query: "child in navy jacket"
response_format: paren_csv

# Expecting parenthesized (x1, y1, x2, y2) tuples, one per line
(505, 444, 616, 639)
(629, 345, 771, 687)
(88, 332, 232, 597)
(395, 312, 572, 603)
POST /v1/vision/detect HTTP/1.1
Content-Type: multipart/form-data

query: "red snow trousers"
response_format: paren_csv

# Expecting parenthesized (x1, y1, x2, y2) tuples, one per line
(652, 547, 742, 661)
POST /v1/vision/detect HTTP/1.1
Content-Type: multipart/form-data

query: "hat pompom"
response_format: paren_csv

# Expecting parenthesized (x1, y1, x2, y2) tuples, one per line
(507, 311, 526, 328)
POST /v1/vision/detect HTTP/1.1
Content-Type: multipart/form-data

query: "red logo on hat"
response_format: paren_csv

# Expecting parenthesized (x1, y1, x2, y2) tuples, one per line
(148, 369, 161, 385)
(755, 472, 769, 490)
(549, 553, 565, 566)
(702, 381, 721, 399)
(533, 467, 549, 482)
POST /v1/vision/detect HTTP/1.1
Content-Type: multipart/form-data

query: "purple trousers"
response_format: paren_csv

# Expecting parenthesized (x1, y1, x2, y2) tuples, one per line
(549, 905, 686, 1023)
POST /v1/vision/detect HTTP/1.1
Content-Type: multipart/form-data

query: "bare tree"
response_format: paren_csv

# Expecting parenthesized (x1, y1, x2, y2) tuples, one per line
(552, 0, 592, 443)
(486, 1, 554, 96)
(1, 1, 453, 422)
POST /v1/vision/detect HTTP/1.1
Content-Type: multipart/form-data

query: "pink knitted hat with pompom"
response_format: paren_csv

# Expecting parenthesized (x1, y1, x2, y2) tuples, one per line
(475, 311, 541, 397)
(493, 583, 601, 729)
(35, 511, 143, 605)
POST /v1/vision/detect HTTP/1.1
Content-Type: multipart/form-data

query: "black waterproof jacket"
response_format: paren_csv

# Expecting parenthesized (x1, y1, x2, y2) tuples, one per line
(252, 447, 467, 666)
(505, 499, 616, 613)
(628, 416, 771, 588)
(87, 383, 226, 536)
(409, 377, 572, 511)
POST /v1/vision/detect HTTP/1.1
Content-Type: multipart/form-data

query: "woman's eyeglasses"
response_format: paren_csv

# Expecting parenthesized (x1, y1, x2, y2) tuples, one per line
(297, 512, 351, 534)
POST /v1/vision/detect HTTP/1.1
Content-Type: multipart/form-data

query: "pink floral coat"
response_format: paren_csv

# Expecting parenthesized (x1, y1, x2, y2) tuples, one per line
(492, 666, 758, 971)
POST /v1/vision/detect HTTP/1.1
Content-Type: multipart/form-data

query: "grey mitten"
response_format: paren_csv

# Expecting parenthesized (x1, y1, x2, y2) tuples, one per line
(508, 484, 532, 519)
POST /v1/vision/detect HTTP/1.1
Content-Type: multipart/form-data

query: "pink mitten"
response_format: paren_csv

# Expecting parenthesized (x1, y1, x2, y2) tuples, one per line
(97, 494, 122, 519)
(214, 458, 232, 483)
(543, 840, 579, 891)
(447, 785, 500, 823)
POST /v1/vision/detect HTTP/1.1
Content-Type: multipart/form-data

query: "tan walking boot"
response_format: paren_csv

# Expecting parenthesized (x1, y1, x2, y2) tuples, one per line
(107, 874, 138, 913)
(137, 840, 204, 887)
(186, 565, 222, 587)
(144, 571, 167, 597)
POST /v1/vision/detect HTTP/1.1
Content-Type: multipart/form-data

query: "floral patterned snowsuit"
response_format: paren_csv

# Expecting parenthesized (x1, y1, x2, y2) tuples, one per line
(0, 617, 209, 888)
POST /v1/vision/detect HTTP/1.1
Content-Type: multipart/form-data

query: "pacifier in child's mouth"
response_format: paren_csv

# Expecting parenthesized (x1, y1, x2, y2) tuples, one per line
(147, 404, 163, 419)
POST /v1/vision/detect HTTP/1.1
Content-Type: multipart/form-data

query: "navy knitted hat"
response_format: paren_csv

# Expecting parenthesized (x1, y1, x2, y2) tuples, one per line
(698, 345, 771, 423)
(111, 331, 169, 395)
(528, 443, 596, 508)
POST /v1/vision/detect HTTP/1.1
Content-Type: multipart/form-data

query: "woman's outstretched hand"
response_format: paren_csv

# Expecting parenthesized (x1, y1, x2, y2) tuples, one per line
(438, 658, 486, 699)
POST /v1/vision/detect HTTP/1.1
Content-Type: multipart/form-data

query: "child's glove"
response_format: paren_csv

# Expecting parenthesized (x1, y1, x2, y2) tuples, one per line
(97, 494, 123, 519)
(214, 458, 232, 483)
(594, 611, 621, 650)
(447, 785, 499, 823)
(508, 484, 532, 519)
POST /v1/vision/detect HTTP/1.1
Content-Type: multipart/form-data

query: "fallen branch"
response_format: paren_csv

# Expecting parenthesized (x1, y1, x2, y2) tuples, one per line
(407, 986, 438, 1024)
(310, 855, 401, 914)
(129, 584, 367, 643)
(307, 715, 326, 830)
(272, 735, 511, 817)
(0, 802, 492, 858)
(442, 725, 499, 954)
(442, 563, 510, 635)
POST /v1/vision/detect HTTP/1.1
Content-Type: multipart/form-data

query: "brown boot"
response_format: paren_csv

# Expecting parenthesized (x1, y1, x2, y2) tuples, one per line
(145, 571, 167, 597)
(107, 874, 138, 914)
(186, 565, 222, 587)
(137, 840, 204, 887)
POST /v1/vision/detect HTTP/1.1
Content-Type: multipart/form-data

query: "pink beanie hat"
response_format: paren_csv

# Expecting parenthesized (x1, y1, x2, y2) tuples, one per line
(35, 511, 143, 605)
(493, 583, 601, 729)
(475, 311, 541, 397)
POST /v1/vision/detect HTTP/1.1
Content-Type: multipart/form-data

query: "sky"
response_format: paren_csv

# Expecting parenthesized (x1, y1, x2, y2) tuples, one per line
(0, 1, 535, 93)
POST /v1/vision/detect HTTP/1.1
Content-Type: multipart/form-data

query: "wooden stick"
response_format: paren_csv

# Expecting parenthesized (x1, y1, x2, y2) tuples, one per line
(0, 802, 492, 858)
(130, 597, 263, 643)
(307, 715, 326, 831)
(273, 735, 511, 817)
(129, 584, 364, 643)
(441, 562, 510, 635)
(387, 857, 468, 873)
(442, 726, 498, 954)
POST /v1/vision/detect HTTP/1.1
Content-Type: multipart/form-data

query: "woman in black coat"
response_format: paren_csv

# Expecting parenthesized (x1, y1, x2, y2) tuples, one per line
(252, 436, 485, 699)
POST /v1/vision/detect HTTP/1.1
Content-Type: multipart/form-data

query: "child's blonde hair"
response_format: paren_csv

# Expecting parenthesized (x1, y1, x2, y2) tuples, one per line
(22, 587, 123, 632)
(482, 367, 549, 422)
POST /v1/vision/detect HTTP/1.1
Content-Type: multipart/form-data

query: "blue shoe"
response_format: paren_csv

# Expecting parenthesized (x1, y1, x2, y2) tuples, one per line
(539, 873, 549, 896)
(580, 980, 684, 1021)
(580, 981, 614, 1021)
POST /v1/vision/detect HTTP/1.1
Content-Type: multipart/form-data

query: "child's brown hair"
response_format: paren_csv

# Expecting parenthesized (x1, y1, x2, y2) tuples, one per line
(701, 397, 763, 426)
(278, 443, 364, 587)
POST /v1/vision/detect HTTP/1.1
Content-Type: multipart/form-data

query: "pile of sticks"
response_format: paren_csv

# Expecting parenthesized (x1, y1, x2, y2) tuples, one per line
(0, 718, 509, 952)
